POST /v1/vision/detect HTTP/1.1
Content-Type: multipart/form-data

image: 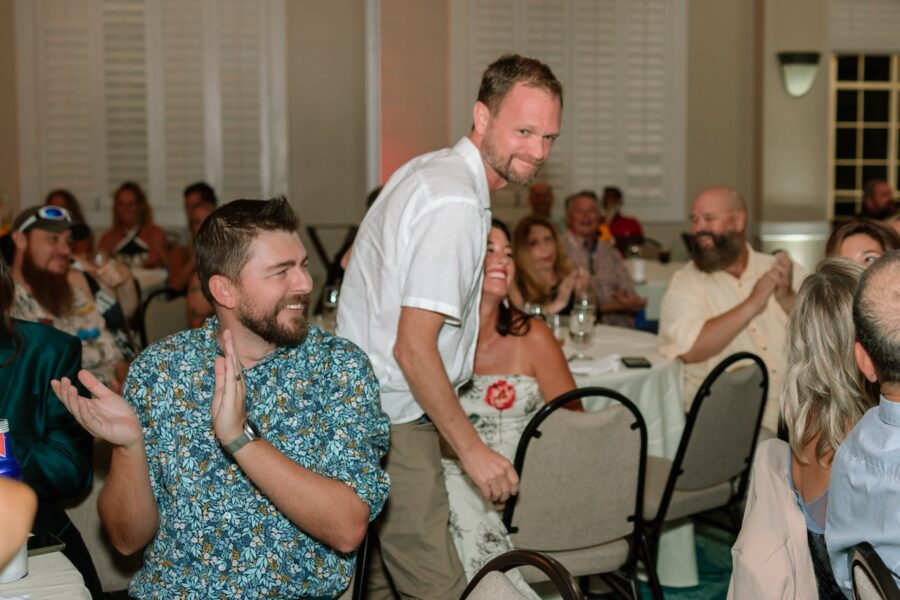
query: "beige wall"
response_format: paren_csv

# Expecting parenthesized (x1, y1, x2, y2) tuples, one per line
(0, 0, 20, 217)
(684, 0, 759, 221)
(286, 1, 368, 284)
(379, 0, 450, 181)
(759, 0, 829, 222)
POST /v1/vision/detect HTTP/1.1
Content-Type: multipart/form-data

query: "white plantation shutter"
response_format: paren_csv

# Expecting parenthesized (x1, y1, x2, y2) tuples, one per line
(16, 0, 103, 209)
(15, 0, 287, 228)
(831, 0, 900, 52)
(158, 0, 206, 212)
(450, 0, 686, 222)
(102, 0, 149, 195)
(217, 0, 262, 202)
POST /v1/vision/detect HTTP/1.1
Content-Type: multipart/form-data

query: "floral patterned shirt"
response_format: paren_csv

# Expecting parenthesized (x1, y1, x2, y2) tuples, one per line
(126, 318, 390, 599)
(13, 282, 123, 385)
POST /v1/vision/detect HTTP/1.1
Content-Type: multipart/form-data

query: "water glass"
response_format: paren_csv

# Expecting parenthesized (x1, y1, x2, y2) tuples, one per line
(568, 304, 596, 360)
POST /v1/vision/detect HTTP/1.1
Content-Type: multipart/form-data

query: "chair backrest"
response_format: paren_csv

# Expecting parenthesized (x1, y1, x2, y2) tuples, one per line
(502, 387, 647, 554)
(460, 550, 581, 600)
(673, 352, 767, 493)
(139, 288, 187, 348)
(852, 542, 900, 600)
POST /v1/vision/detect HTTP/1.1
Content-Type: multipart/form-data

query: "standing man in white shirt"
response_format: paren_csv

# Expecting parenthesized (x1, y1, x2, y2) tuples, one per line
(337, 54, 563, 599)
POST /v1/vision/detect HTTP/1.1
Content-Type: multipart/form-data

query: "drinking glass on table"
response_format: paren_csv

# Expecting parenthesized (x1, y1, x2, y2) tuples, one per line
(568, 301, 596, 360)
(318, 285, 340, 332)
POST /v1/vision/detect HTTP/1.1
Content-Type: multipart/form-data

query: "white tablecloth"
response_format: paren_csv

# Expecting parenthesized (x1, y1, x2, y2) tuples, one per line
(572, 324, 698, 588)
(0, 552, 90, 599)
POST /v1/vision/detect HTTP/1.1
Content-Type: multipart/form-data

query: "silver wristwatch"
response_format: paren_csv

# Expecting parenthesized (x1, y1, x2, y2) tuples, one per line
(222, 419, 261, 455)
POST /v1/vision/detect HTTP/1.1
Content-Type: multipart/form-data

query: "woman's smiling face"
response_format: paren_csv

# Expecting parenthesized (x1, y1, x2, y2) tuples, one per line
(483, 226, 515, 299)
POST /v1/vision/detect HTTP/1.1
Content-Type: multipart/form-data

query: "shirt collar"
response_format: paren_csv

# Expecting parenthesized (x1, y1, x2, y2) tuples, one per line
(453, 137, 490, 211)
(196, 316, 306, 368)
(878, 395, 900, 427)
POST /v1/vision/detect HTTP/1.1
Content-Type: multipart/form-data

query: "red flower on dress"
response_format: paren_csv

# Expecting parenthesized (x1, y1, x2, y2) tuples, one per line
(484, 379, 516, 411)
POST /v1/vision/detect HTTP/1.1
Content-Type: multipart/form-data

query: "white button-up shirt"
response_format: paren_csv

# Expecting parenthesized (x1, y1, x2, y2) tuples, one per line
(337, 137, 491, 424)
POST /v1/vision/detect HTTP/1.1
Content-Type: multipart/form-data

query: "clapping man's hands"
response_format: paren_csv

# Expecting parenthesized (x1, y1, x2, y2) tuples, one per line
(52, 370, 143, 449)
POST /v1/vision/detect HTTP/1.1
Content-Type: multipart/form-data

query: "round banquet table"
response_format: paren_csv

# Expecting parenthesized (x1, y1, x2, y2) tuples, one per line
(570, 324, 698, 588)
(0, 551, 91, 599)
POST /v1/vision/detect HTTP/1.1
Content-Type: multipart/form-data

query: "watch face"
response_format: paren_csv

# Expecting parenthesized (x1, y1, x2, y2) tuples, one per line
(246, 419, 261, 438)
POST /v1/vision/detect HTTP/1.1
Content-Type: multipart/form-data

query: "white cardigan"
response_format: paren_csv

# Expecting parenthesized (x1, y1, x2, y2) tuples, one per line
(727, 439, 818, 600)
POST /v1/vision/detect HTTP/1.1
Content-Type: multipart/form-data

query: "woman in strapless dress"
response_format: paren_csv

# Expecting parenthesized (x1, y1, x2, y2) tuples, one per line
(442, 218, 579, 597)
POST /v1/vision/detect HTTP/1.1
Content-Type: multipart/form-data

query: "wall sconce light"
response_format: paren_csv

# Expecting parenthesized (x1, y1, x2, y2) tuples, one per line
(777, 52, 821, 98)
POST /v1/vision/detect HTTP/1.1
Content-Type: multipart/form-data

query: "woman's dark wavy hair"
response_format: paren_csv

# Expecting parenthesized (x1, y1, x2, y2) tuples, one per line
(0, 256, 21, 365)
(490, 218, 532, 337)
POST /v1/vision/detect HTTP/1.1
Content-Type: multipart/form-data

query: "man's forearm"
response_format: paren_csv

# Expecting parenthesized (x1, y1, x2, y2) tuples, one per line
(393, 334, 483, 457)
(233, 441, 370, 554)
(98, 442, 159, 555)
(680, 298, 760, 363)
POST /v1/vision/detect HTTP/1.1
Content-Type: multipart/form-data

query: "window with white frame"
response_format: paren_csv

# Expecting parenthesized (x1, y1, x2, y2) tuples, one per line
(449, 0, 687, 223)
(14, 0, 288, 230)
(829, 53, 900, 218)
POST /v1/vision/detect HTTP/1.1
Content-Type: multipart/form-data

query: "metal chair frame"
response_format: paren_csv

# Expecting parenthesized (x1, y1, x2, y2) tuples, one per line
(502, 387, 662, 600)
(644, 352, 768, 558)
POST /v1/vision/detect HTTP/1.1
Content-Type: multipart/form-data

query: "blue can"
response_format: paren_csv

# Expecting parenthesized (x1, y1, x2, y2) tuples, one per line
(0, 419, 22, 481)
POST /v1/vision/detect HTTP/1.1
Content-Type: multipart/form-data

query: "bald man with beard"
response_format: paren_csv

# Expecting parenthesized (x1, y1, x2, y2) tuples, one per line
(657, 186, 805, 433)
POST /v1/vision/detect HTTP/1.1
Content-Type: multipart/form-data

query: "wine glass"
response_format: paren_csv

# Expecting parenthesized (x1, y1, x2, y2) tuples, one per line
(319, 285, 340, 332)
(522, 302, 544, 321)
(568, 303, 596, 360)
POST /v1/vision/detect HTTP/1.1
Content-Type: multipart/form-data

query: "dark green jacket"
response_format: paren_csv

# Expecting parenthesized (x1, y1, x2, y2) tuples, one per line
(0, 319, 92, 536)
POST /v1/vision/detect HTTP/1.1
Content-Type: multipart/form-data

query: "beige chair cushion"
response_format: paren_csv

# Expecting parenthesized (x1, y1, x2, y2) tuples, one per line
(853, 563, 884, 600)
(466, 571, 531, 599)
(518, 539, 630, 582)
(643, 455, 733, 522)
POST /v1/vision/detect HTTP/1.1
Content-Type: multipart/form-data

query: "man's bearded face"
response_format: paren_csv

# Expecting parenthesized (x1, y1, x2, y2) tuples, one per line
(690, 230, 744, 273)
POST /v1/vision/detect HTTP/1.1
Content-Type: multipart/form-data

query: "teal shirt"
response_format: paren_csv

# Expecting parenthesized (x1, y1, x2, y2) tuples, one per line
(0, 319, 93, 534)
(126, 318, 390, 599)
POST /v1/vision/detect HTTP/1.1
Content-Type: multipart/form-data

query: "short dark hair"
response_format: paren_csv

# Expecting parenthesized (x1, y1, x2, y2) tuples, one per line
(477, 54, 563, 114)
(195, 197, 299, 305)
(564, 190, 598, 212)
(863, 178, 890, 200)
(826, 218, 900, 257)
(602, 186, 623, 202)
(183, 182, 218, 207)
(853, 250, 900, 384)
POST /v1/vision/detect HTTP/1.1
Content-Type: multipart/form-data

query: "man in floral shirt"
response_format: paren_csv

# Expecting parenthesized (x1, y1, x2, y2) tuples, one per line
(52, 198, 390, 598)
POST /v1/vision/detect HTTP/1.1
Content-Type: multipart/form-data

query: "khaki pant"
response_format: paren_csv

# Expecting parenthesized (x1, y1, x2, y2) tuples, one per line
(365, 421, 467, 600)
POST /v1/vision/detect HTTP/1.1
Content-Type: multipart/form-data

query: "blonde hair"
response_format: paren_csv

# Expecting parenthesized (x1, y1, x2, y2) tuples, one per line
(512, 214, 573, 304)
(781, 258, 877, 464)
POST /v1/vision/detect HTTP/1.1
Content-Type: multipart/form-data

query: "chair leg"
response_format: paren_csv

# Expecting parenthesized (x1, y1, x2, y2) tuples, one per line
(639, 532, 665, 600)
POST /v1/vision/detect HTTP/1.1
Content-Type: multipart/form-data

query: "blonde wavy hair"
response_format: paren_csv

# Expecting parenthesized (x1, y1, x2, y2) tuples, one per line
(781, 258, 878, 464)
(512, 214, 574, 304)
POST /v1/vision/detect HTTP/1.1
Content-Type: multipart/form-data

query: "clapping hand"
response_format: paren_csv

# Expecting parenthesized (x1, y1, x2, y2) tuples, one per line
(212, 329, 247, 446)
(771, 252, 794, 301)
(51, 370, 143, 449)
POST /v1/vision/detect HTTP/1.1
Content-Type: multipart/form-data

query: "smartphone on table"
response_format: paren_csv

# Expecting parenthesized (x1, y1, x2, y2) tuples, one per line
(621, 356, 652, 369)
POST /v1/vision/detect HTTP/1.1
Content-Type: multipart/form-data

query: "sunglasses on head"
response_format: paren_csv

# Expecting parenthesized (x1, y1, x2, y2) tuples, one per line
(17, 206, 74, 233)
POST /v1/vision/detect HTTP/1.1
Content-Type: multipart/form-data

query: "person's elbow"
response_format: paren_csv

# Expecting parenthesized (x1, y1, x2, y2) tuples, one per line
(330, 503, 370, 554)
(392, 335, 417, 374)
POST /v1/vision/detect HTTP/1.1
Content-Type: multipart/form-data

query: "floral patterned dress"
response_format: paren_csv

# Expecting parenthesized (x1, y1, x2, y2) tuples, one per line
(442, 374, 543, 599)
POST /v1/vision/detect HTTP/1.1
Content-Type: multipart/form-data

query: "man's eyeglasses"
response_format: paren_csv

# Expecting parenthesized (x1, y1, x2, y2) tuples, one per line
(17, 206, 74, 233)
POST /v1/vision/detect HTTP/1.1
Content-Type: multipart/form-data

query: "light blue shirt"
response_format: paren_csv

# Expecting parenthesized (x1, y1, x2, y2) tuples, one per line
(826, 396, 900, 597)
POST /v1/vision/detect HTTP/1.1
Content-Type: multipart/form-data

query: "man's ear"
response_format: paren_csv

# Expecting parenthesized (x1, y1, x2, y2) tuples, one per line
(855, 341, 879, 383)
(208, 274, 237, 310)
(735, 210, 748, 234)
(11, 230, 26, 251)
(472, 101, 491, 137)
